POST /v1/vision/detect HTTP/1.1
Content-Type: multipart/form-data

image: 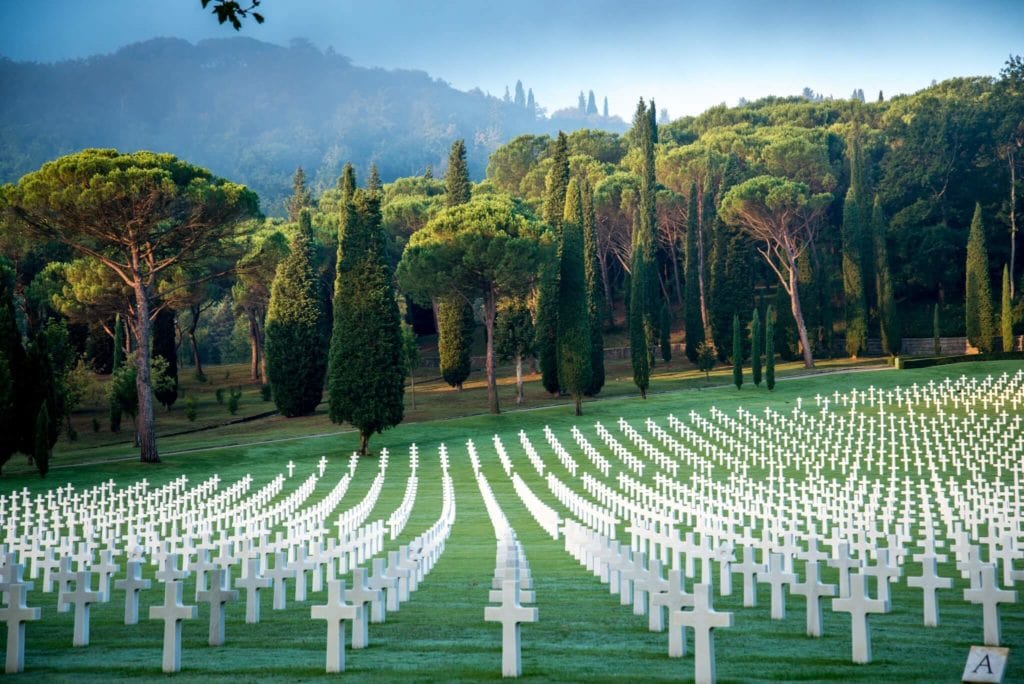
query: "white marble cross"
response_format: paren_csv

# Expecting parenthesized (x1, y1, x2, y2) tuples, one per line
(149, 575, 198, 672)
(346, 567, 383, 649)
(827, 542, 859, 598)
(863, 549, 901, 604)
(311, 579, 361, 673)
(963, 564, 1017, 646)
(649, 568, 692, 635)
(484, 578, 539, 677)
(733, 545, 763, 608)
(93, 549, 119, 602)
(196, 567, 239, 646)
(830, 572, 889, 664)
(65, 571, 101, 646)
(235, 558, 272, 624)
(318, 456, 328, 477)
(54, 555, 75, 613)
(366, 558, 399, 618)
(668, 583, 733, 684)
(287, 460, 296, 478)
(760, 552, 795, 620)
(266, 551, 294, 610)
(0, 565, 41, 674)
(114, 560, 151, 625)
(291, 547, 317, 602)
(906, 554, 952, 627)
(790, 558, 836, 637)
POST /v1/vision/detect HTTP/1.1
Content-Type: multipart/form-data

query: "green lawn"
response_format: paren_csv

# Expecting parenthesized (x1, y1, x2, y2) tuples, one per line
(1, 360, 1021, 682)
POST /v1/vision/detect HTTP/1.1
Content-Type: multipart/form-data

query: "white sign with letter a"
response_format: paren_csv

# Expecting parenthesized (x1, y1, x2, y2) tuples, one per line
(962, 646, 1009, 683)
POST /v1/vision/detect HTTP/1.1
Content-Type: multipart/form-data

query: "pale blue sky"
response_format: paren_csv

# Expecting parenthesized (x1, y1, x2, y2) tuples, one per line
(0, 1, 1020, 119)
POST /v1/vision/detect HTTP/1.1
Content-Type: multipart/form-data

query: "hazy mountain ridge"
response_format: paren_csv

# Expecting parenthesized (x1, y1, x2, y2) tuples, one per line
(0, 36, 626, 214)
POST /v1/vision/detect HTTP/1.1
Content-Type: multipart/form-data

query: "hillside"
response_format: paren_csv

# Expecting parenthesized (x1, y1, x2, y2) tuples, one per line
(0, 37, 626, 214)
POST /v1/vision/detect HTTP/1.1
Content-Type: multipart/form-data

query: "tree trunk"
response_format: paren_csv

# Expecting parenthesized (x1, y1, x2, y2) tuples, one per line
(696, 209, 713, 345)
(598, 251, 615, 328)
(515, 353, 524, 404)
(256, 315, 268, 385)
(188, 304, 205, 380)
(484, 289, 499, 414)
(132, 278, 159, 463)
(787, 256, 815, 369)
(409, 370, 416, 410)
(574, 394, 582, 416)
(359, 431, 369, 456)
(247, 310, 260, 382)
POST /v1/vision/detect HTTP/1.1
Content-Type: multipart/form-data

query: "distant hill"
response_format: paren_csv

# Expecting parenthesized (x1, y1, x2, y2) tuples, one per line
(0, 37, 627, 214)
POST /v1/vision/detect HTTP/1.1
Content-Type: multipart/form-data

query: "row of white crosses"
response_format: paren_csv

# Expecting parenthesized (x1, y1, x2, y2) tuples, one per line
(0, 445, 459, 674)
(494, 435, 561, 540)
(497, 371, 1023, 676)
(469, 440, 539, 678)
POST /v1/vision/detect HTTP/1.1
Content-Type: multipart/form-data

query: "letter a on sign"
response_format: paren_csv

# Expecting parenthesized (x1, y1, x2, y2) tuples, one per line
(962, 646, 1009, 683)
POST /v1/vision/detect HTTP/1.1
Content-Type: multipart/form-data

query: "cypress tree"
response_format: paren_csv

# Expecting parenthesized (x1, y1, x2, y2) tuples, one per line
(933, 303, 942, 355)
(732, 313, 743, 389)
(629, 99, 659, 398)
(265, 209, 328, 417)
(34, 403, 51, 478)
(526, 89, 536, 116)
(684, 183, 702, 363)
(965, 203, 995, 352)
(765, 305, 776, 391)
(872, 197, 901, 356)
(1001, 264, 1014, 351)
(578, 91, 587, 113)
(287, 166, 312, 222)
(338, 163, 356, 197)
(582, 179, 605, 396)
(514, 80, 526, 108)
(436, 298, 473, 390)
(152, 308, 178, 409)
(842, 187, 868, 357)
(603, 96, 609, 118)
(537, 132, 570, 395)
(327, 189, 406, 455)
(445, 140, 472, 207)
(437, 138, 475, 390)
(558, 180, 592, 416)
(110, 314, 124, 432)
(751, 308, 762, 386)
(587, 90, 598, 115)
(367, 163, 382, 192)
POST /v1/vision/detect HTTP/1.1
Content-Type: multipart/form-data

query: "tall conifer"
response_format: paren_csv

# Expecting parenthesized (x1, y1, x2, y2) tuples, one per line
(367, 163, 382, 192)
(842, 186, 868, 357)
(1001, 264, 1014, 351)
(537, 132, 570, 395)
(582, 179, 606, 396)
(0, 261, 25, 470)
(437, 139, 475, 390)
(558, 180, 593, 415)
(629, 99, 658, 397)
(338, 163, 356, 196)
(287, 166, 312, 222)
(445, 140, 472, 207)
(328, 189, 406, 454)
(965, 203, 995, 352)
(872, 197, 900, 356)
(265, 209, 328, 417)
(765, 305, 776, 391)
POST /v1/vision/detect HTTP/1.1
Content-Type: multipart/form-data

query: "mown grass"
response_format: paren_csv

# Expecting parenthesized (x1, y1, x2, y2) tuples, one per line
(1, 360, 1021, 682)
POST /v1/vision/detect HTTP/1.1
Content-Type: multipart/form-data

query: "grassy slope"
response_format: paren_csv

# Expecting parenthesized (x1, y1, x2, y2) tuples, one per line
(1, 361, 1021, 682)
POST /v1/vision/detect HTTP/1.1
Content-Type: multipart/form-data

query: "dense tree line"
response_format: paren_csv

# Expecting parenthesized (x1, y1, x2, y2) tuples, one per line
(1, 56, 1021, 469)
